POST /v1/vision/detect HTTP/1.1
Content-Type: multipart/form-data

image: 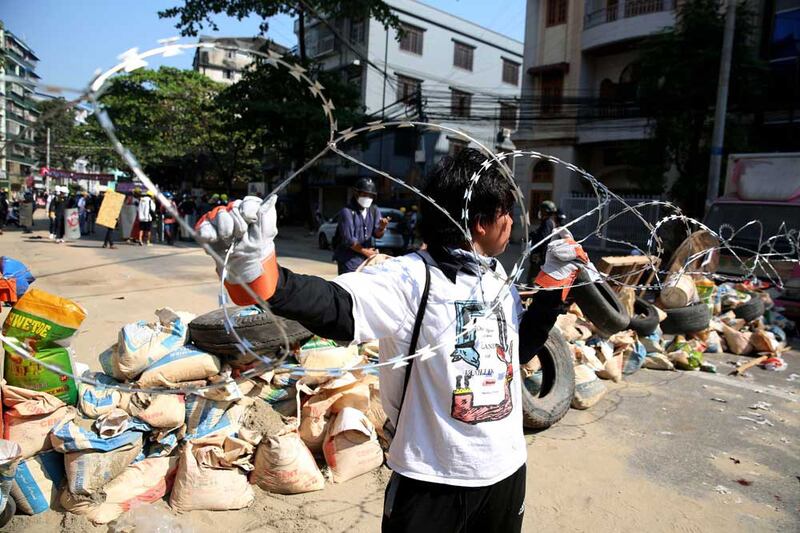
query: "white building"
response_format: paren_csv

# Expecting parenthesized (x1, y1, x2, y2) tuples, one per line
(300, 0, 524, 215)
(193, 36, 289, 84)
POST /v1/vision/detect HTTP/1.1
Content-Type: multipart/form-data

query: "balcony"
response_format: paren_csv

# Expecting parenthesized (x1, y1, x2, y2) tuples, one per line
(577, 98, 649, 144)
(583, 0, 676, 52)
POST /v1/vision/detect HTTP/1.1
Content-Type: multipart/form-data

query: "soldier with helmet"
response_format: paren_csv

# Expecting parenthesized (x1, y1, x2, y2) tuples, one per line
(332, 177, 390, 274)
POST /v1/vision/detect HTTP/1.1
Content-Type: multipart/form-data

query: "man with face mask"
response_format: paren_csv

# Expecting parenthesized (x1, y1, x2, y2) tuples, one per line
(333, 177, 390, 274)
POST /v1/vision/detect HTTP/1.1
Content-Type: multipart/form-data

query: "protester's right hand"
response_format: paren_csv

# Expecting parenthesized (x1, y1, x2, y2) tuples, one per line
(362, 247, 378, 258)
(195, 195, 279, 305)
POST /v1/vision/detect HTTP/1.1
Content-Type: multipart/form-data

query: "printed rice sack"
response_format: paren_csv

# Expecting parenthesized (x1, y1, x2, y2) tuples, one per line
(571, 364, 607, 410)
(115, 308, 193, 380)
(10, 450, 66, 514)
(250, 424, 325, 494)
(3, 384, 76, 458)
(60, 456, 178, 524)
(322, 407, 383, 483)
(137, 345, 221, 389)
(78, 372, 129, 418)
(0, 440, 21, 518)
(125, 392, 185, 429)
(2, 289, 86, 405)
(169, 438, 254, 512)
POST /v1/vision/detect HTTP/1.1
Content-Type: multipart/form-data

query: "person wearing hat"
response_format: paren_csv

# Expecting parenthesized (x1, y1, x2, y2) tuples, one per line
(332, 177, 390, 274)
(137, 190, 156, 246)
(49, 187, 68, 243)
(526, 200, 558, 285)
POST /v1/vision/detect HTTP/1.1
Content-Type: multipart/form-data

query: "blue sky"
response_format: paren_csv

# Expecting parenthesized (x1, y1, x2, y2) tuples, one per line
(2, 0, 526, 91)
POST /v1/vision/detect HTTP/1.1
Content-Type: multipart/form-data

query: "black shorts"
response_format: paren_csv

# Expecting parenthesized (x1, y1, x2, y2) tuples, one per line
(382, 464, 526, 533)
(139, 220, 152, 231)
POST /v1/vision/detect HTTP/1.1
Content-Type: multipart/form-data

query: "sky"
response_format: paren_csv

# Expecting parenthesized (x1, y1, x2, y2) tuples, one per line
(1, 0, 527, 92)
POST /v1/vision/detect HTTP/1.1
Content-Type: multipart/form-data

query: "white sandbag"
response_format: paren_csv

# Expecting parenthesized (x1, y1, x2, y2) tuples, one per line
(115, 308, 194, 380)
(78, 373, 129, 418)
(250, 424, 325, 494)
(125, 392, 185, 429)
(298, 374, 371, 454)
(571, 364, 607, 410)
(63, 436, 143, 496)
(643, 353, 676, 371)
(297, 337, 363, 383)
(61, 456, 179, 524)
(10, 450, 66, 514)
(2, 384, 76, 458)
(137, 345, 221, 389)
(322, 407, 383, 483)
(169, 439, 254, 512)
(0, 440, 21, 517)
(184, 395, 247, 440)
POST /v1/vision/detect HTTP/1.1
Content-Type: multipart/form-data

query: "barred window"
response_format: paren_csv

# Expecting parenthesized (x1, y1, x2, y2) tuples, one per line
(502, 58, 520, 85)
(451, 89, 472, 118)
(399, 24, 424, 55)
(453, 41, 474, 71)
(546, 0, 568, 26)
(397, 74, 422, 103)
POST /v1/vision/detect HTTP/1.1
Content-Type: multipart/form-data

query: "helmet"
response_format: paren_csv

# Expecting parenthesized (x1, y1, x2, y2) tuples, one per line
(354, 177, 377, 195)
(210, 193, 219, 201)
(133, 187, 141, 194)
(220, 194, 228, 202)
(164, 191, 173, 199)
(540, 200, 557, 215)
(147, 191, 155, 197)
(400, 207, 407, 213)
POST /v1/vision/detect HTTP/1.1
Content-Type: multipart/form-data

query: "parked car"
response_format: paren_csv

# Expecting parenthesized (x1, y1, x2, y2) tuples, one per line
(318, 207, 405, 254)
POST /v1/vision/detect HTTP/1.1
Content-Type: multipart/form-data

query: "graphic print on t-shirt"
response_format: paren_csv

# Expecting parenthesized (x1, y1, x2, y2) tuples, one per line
(450, 300, 514, 425)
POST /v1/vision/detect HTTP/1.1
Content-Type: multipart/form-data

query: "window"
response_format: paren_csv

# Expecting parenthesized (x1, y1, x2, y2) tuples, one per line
(502, 58, 520, 85)
(499, 103, 518, 131)
(399, 24, 424, 55)
(397, 74, 421, 103)
(394, 129, 416, 156)
(223, 69, 234, 80)
(540, 72, 564, 114)
(532, 161, 554, 183)
(453, 41, 474, 71)
(350, 19, 365, 44)
(451, 89, 472, 118)
(226, 50, 236, 59)
(448, 138, 468, 156)
(546, 0, 567, 26)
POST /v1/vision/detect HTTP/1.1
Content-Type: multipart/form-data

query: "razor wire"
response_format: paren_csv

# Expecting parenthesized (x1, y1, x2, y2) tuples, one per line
(0, 39, 798, 397)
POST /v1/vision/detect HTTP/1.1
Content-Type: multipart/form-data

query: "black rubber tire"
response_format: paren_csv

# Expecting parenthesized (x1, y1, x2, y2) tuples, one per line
(318, 233, 328, 250)
(189, 306, 313, 361)
(0, 496, 16, 528)
(661, 302, 711, 334)
(628, 297, 659, 336)
(733, 295, 765, 322)
(521, 328, 575, 430)
(570, 267, 630, 334)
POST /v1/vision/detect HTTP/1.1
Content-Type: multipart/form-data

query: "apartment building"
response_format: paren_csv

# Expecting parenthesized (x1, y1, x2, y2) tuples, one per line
(0, 27, 40, 190)
(193, 36, 289, 84)
(299, 0, 524, 215)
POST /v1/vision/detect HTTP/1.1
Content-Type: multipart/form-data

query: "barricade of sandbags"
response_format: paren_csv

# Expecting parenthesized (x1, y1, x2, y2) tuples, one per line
(250, 423, 325, 494)
(2, 384, 76, 458)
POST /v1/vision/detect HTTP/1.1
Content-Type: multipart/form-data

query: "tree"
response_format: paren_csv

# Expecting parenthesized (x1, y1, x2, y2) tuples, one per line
(635, 0, 766, 216)
(158, 0, 400, 64)
(33, 99, 79, 169)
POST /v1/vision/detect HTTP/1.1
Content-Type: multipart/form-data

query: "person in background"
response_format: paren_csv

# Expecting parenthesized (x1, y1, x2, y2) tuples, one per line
(77, 191, 88, 235)
(332, 177, 390, 274)
(87, 192, 97, 234)
(197, 194, 212, 219)
(162, 192, 178, 245)
(137, 190, 156, 246)
(179, 193, 197, 240)
(219, 193, 229, 206)
(45, 190, 55, 239)
(526, 200, 558, 286)
(50, 187, 67, 243)
(0, 188, 8, 236)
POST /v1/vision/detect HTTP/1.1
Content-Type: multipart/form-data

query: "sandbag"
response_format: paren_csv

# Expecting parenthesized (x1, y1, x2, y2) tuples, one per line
(184, 395, 247, 440)
(63, 437, 143, 496)
(571, 364, 607, 410)
(169, 438, 254, 512)
(0, 440, 21, 518)
(298, 374, 371, 454)
(250, 424, 325, 494)
(659, 274, 698, 309)
(4, 346, 79, 406)
(3, 385, 76, 458)
(643, 353, 675, 371)
(137, 345, 221, 389)
(619, 287, 636, 316)
(622, 342, 647, 375)
(125, 392, 185, 429)
(750, 330, 779, 354)
(10, 450, 66, 514)
(115, 308, 193, 380)
(78, 372, 130, 418)
(722, 323, 753, 355)
(61, 456, 178, 524)
(50, 413, 147, 453)
(322, 407, 383, 483)
(297, 337, 363, 379)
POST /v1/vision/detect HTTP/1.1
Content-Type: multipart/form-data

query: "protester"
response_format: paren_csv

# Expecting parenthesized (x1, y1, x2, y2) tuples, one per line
(162, 192, 178, 245)
(0, 188, 8, 236)
(332, 177, 390, 274)
(49, 186, 67, 243)
(526, 200, 558, 286)
(87, 192, 97, 234)
(77, 192, 89, 235)
(401, 206, 418, 251)
(137, 190, 156, 246)
(196, 148, 593, 533)
(179, 193, 197, 240)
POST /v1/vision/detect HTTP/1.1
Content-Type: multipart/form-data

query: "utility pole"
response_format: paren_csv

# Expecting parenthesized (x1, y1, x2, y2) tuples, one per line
(705, 0, 736, 214)
(46, 127, 50, 168)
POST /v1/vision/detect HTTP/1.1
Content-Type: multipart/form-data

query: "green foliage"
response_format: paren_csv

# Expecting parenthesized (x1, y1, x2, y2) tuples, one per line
(635, 0, 766, 216)
(33, 98, 79, 169)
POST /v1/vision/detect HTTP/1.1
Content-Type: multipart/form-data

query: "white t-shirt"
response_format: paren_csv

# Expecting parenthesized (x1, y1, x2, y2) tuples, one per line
(137, 196, 155, 222)
(334, 253, 526, 487)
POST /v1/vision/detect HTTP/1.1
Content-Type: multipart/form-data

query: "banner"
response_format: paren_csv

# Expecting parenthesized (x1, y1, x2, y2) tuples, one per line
(96, 190, 125, 229)
(19, 203, 33, 228)
(120, 205, 137, 239)
(64, 208, 81, 240)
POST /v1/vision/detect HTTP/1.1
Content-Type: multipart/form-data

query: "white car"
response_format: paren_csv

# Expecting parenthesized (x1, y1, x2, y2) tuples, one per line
(318, 207, 406, 253)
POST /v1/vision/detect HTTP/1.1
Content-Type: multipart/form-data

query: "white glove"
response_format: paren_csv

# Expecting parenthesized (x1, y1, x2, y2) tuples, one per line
(535, 238, 600, 299)
(196, 195, 279, 305)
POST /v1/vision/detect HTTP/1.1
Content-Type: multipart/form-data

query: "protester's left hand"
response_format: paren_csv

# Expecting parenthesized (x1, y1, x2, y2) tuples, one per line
(534, 238, 600, 299)
(378, 216, 390, 230)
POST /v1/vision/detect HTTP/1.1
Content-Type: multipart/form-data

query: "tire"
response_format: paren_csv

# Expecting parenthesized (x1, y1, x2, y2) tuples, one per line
(661, 302, 711, 334)
(733, 295, 765, 322)
(318, 233, 328, 250)
(0, 495, 15, 528)
(521, 328, 575, 430)
(629, 297, 659, 336)
(570, 267, 630, 334)
(189, 306, 313, 363)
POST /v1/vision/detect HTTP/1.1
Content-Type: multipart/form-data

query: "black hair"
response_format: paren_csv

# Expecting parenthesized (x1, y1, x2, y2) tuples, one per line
(419, 148, 515, 248)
